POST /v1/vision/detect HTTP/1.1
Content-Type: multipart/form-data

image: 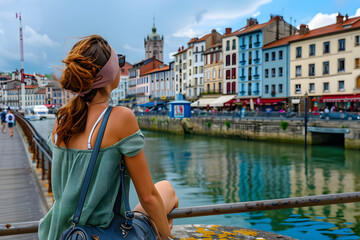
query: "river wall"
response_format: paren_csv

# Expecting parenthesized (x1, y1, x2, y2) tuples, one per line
(136, 115, 360, 149)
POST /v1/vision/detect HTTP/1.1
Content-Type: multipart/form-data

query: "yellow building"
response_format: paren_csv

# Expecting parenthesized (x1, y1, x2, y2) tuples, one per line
(290, 14, 360, 111)
(204, 42, 223, 93)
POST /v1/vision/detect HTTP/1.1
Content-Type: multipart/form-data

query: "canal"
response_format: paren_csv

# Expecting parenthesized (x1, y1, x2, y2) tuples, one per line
(31, 119, 360, 240)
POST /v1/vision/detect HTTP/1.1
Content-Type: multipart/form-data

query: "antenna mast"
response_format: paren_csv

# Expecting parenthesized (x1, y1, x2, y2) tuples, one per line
(16, 12, 25, 110)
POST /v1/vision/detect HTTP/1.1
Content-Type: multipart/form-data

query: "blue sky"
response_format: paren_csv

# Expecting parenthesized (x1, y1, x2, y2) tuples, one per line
(0, 0, 359, 74)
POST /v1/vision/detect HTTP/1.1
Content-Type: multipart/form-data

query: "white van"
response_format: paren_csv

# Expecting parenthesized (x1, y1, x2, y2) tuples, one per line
(25, 105, 56, 121)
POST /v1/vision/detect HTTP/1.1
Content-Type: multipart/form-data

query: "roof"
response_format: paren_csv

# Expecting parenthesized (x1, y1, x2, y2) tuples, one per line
(226, 18, 277, 37)
(142, 65, 169, 75)
(34, 88, 46, 94)
(173, 46, 193, 56)
(264, 15, 360, 48)
(25, 85, 38, 89)
(120, 62, 133, 76)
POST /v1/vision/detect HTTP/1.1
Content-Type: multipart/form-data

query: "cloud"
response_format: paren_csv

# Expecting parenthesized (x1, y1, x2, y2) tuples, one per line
(123, 44, 143, 53)
(24, 26, 59, 47)
(0, 28, 3, 35)
(307, 8, 360, 30)
(252, 11, 260, 17)
(173, 26, 203, 38)
(168, 52, 177, 60)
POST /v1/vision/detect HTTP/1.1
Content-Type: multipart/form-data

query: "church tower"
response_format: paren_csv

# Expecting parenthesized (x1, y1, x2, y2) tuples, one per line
(144, 19, 163, 62)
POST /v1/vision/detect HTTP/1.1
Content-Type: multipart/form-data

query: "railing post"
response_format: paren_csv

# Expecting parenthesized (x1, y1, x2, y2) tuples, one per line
(47, 163, 52, 193)
(41, 152, 45, 181)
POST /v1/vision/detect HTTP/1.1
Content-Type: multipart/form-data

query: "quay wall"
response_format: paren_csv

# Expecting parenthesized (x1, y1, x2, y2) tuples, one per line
(136, 116, 360, 149)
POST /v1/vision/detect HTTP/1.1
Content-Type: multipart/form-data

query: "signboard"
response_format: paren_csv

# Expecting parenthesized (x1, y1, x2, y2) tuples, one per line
(292, 99, 300, 104)
(174, 105, 184, 118)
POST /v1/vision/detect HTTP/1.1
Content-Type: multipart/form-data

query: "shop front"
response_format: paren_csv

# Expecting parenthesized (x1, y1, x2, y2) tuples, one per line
(319, 94, 360, 112)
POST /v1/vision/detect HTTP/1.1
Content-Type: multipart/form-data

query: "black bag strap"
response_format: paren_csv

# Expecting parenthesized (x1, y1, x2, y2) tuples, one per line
(72, 106, 113, 226)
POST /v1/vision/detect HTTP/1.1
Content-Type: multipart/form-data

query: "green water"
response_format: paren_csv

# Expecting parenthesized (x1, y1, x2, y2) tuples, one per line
(32, 119, 360, 240)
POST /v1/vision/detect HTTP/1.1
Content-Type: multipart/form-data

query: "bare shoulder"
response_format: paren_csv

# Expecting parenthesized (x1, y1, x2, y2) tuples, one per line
(109, 106, 139, 140)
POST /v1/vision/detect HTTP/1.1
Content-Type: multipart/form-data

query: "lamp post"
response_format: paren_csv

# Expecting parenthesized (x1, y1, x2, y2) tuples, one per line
(304, 91, 308, 149)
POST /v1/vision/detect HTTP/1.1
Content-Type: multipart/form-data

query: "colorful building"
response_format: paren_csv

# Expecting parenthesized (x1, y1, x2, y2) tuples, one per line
(111, 62, 132, 105)
(289, 14, 360, 112)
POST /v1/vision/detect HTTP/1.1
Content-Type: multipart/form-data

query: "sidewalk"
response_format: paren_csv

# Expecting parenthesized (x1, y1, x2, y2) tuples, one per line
(0, 126, 44, 240)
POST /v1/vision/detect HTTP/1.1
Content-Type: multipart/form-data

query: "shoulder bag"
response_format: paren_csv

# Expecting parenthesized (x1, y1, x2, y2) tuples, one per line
(61, 107, 158, 240)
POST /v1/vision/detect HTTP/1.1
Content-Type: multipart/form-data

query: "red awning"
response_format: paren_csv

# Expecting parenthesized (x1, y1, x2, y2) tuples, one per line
(44, 104, 53, 108)
(232, 98, 286, 105)
(320, 94, 360, 103)
(223, 99, 236, 107)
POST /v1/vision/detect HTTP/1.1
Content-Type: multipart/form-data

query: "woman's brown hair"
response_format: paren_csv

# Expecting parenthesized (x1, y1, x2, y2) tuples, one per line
(55, 35, 111, 147)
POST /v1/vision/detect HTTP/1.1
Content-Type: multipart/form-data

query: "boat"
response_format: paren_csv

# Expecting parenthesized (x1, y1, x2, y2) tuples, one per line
(24, 105, 56, 121)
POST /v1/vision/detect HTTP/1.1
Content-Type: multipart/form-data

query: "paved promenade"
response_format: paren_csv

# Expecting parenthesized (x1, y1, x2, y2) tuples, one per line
(0, 126, 44, 240)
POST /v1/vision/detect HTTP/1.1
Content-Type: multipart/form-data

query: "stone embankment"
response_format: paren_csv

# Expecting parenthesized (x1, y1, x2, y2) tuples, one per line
(137, 115, 360, 149)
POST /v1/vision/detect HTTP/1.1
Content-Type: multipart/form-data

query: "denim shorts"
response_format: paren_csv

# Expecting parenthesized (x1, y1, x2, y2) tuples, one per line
(8, 122, 14, 128)
(132, 213, 157, 240)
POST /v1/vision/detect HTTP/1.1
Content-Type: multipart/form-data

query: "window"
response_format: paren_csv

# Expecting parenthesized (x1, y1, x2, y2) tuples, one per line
(265, 53, 269, 62)
(218, 69, 221, 78)
(323, 82, 329, 92)
(309, 83, 315, 93)
(355, 58, 360, 69)
(338, 80, 344, 91)
(338, 39, 345, 51)
(309, 64, 315, 76)
(213, 68, 216, 79)
(295, 84, 301, 94)
(338, 58, 345, 72)
(226, 55, 230, 66)
(249, 36, 252, 48)
(271, 68, 276, 77)
(248, 52, 252, 64)
(323, 61, 329, 74)
(356, 36, 360, 46)
(296, 47, 302, 58)
(241, 68, 245, 78)
(265, 85, 269, 94)
(296, 66, 302, 77)
(265, 69, 269, 78)
(226, 70, 230, 79)
(231, 68, 236, 79)
(195, 55, 198, 62)
(195, 66, 198, 74)
(271, 52, 276, 61)
(279, 50, 283, 60)
(232, 39, 236, 50)
(256, 34, 260, 43)
(279, 84, 283, 93)
(323, 41, 330, 53)
(248, 67, 252, 80)
(309, 44, 315, 56)
(226, 41, 230, 51)
(232, 54, 236, 65)
(206, 71, 210, 80)
(279, 67, 283, 77)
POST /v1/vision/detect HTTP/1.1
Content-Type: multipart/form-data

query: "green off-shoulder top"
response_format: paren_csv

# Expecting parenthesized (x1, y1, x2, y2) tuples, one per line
(38, 130, 145, 240)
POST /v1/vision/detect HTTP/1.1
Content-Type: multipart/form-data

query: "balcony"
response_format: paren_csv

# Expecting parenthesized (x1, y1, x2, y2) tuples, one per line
(254, 41, 261, 47)
(239, 60, 246, 66)
(240, 76, 246, 80)
(253, 74, 260, 80)
(240, 44, 246, 50)
(254, 58, 260, 64)
(253, 90, 260, 95)
(240, 90, 246, 95)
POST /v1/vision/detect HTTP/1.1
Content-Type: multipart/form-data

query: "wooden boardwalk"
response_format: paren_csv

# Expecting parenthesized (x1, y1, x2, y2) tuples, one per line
(0, 126, 44, 240)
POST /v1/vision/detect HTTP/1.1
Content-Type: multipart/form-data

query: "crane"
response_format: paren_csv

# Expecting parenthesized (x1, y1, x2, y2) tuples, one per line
(16, 12, 25, 110)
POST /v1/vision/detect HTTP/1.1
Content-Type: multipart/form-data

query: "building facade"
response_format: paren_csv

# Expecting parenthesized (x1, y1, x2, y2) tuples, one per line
(174, 46, 193, 98)
(289, 14, 360, 111)
(111, 62, 132, 105)
(204, 42, 223, 94)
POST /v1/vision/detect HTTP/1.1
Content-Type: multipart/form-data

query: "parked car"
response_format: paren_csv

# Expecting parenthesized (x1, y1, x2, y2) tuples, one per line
(320, 112, 360, 120)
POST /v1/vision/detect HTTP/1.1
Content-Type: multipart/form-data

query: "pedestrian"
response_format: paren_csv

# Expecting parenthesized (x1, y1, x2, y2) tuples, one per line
(324, 107, 330, 113)
(330, 105, 335, 113)
(38, 35, 178, 240)
(0, 107, 6, 133)
(5, 107, 15, 137)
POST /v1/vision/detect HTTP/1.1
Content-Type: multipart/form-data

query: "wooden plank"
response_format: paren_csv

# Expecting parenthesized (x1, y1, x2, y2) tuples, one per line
(0, 127, 44, 240)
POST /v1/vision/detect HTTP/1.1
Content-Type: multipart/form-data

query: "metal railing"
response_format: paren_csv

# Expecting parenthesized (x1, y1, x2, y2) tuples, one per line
(13, 111, 53, 193)
(1, 192, 359, 236)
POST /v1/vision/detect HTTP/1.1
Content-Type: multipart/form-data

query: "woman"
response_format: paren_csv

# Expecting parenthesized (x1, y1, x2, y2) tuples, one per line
(38, 35, 178, 240)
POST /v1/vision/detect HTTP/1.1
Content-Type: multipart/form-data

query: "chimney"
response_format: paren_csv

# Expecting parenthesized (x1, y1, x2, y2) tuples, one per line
(345, 14, 349, 21)
(336, 13, 344, 25)
(225, 28, 232, 35)
(212, 35, 215, 44)
(178, 47, 181, 52)
(246, 18, 258, 27)
(182, 46, 184, 51)
(299, 24, 309, 35)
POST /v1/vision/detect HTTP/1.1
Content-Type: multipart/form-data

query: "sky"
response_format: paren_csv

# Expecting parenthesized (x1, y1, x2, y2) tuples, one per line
(0, 0, 359, 75)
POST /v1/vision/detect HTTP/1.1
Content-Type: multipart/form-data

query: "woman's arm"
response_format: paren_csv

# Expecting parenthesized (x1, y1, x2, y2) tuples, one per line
(125, 151, 170, 239)
(112, 107, 170, 239)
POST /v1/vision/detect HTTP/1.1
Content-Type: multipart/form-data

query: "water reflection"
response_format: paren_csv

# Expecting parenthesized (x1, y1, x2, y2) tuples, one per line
(31, 120, 360, 240)
(143, 131, 360, 240)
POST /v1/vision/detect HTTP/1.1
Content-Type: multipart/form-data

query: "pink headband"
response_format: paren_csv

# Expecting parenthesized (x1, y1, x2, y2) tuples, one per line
(78, 46, 119, 96)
